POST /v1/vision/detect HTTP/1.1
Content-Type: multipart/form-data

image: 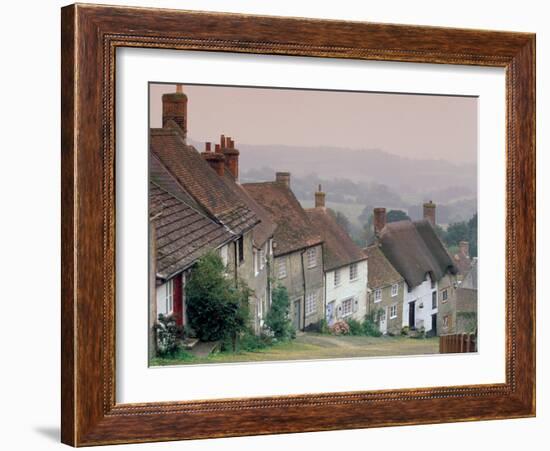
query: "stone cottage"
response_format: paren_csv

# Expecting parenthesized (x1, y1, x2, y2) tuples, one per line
(149, 86, 275, 336)
(365, 244, 405, 335)
(374, 204, 458, 335)
(244, 173, 325, 331)
(305, 186, 368, 326)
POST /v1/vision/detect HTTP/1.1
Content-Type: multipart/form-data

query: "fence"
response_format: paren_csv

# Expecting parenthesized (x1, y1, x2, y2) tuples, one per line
(439, 333, 477, 353)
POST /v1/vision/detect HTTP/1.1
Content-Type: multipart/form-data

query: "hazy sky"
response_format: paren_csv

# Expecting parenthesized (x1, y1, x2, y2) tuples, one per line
(150, 83, 477, 164)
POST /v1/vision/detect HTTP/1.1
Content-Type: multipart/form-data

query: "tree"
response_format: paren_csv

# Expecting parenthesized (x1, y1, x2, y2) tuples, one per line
(328, 208, 351, 235)
(441, 213, 478, 258)
(265, 285, 294, 340)
(386, 209, 410, 223)
(186, 252, 251, 345)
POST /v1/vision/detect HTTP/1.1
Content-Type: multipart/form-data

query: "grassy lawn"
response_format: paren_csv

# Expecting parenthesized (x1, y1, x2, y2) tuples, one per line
(150, 333, 440, 366)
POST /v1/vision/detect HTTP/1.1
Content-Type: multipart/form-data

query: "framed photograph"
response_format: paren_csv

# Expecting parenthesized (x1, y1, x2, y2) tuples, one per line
(61, 4, 535, 446)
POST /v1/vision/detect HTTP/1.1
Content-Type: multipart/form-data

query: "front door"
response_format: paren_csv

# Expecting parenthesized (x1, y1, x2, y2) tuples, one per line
(408, 301, 416, 329)
(431, 313, 437, 336)
(326, 301, 335, 326)
(379, 307, 388, 334)
(293, 299, 301, 331)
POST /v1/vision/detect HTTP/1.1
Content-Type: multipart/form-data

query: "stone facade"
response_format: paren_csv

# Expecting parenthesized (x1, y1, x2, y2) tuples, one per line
(274, 244, 324, 331)
(368, 281, 405, 335)
(435, 273, 458, 335)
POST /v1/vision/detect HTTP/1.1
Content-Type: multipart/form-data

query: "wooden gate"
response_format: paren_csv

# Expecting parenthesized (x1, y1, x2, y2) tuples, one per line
(439, 333, 477, 353)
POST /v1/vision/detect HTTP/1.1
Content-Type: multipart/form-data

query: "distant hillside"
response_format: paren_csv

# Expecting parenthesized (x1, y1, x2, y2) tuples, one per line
(227, 143, 477, 197)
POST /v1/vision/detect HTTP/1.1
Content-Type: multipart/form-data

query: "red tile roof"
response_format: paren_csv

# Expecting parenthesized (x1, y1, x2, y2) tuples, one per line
(150, 154, 234, 279)
(305, 207, 366, 271)
(243, 181, 322, 256)
(150, 122, 258, 235)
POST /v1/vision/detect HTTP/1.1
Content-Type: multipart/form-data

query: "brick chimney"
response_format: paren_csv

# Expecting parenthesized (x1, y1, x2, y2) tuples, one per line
(222, 135, 240, 180)
(459, 240, 470, 257)
(315, 184, 326, 208)
(373, 207, 387, 237)
(202, 142, 225, 176)
(423, 200, 436, 226)
(276, 172, 291, 188)
(162, 85, 188, 140)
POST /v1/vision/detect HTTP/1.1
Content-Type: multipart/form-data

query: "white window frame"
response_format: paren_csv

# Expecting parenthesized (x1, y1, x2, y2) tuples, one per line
(391, 283, 399, 297)
(341, 298, 353, 317)
(277, 259, 287, 279)
(432, 290, 438, 309)
(374, 288, 382, 303)
(442, 288, 448, 303)
(165, 279, 174, 315)
(305, 292, 317, 316)
(390, 304, 398, 319)
(306, 247, 317, 268)
(349, 262, 358, 281)
(260, 246, 266, 269)
(220, 245, 229, 267)
(334, 269, 341, 287)
(253, 249, 259, 276)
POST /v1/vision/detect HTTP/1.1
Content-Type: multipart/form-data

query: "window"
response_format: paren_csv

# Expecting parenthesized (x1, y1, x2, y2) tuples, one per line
(390, 304, 398, 319)
(334, 269, 341, 287)
(443, 315, 450, 329)
(349, 263, 358, 281)
(220, 245, 228, 267)
(164, 279, 174, 314)
(442, 288, 448, 302)
(277, 259, 287, 279)
(391, 283, 399, 297)
(252, 249, 260, 276)
(306, 247, 317, 268)
(305, 292, 317, 316)
(260, 247, 266, 269)
(237, 236, 244, 264)
(432, 291, 437, 309)
(374, 288, 382, 303)
(341, 298, 353, 317)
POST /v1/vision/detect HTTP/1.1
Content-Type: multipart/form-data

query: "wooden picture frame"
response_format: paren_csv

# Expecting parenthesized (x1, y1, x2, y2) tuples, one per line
(61, 3, 535, 446)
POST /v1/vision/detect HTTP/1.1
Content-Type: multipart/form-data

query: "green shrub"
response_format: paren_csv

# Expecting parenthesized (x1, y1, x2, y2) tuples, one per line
(401, 326, 410, 336)
(186, 252, 251, 345)
(265, 285, 294, 341)
(319, 319, 330, 335)
(362, 311, 382, 337)
(346, 318, 363, 336)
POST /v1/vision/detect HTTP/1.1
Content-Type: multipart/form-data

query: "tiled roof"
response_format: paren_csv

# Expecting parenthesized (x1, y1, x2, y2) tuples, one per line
(365, 244, 403, 288)
(150, 122, 258, 235)
(379, 219, 457, 288)
(305, 207, 366, 271)
(150, 155, 235, 279)
(243, 181, 322, 256)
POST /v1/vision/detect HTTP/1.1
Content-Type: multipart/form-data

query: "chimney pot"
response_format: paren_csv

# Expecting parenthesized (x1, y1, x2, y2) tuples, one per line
(275, 172, 291, 188)
(205, 142, 211, 152)
(220, 134, 226, 148)
(373, 207, 387, 237)
(315, 184, 326, 208)
(215, 143, 221, 153)
(162, 88, 188, 141)
(222, 138, 240, 180)
(423, 200, 436, 226)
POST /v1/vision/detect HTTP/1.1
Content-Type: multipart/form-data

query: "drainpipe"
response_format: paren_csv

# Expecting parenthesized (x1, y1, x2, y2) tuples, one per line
(300, 248, 307, 331)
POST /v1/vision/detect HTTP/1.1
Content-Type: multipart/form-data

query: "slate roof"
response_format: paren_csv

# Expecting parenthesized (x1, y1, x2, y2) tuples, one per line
(243, 181, 322, 256)
(379, 219, 457, 289)
(365, 244, 403, 289)
(149, 154, 235, 280)
(150, 122, 258, 235)
(305, 207, 366, 271)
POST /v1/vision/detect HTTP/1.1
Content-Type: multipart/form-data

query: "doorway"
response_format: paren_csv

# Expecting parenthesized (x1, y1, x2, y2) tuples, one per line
(293, 299, 301, 331)
(408, 300, 416, 329)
